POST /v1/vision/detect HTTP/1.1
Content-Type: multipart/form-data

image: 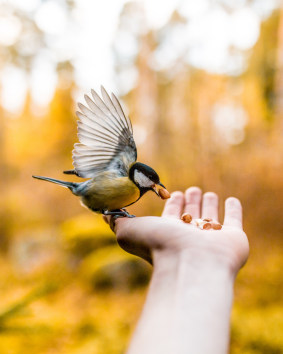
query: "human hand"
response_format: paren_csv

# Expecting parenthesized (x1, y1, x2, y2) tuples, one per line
(104, 187, 249, 275)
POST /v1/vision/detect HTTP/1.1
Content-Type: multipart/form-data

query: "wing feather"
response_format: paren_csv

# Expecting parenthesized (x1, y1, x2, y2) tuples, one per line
(88, 92, 131, 143)
(77, 132, 119, 149)
(74, 143, 119, 154)
(111, 92, 133, 133)
(76, 111, 127, 145)
(91, 89, 126, 132)
(100, 86, 128, 131)
(77, 122, 119, 145)
(71, 87, 137, 178)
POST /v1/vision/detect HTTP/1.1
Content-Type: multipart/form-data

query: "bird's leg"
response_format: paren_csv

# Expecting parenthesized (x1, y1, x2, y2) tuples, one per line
(103, 209, 135, 218)
(103, 209, 135, 232)
(121, 208, 136, 218)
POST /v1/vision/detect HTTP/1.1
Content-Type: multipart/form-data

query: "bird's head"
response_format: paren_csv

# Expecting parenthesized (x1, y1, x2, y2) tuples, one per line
(129, 162, 165, 197)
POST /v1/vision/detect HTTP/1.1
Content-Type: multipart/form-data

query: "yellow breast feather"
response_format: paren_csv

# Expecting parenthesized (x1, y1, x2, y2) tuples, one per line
(81, 174, 140, 212)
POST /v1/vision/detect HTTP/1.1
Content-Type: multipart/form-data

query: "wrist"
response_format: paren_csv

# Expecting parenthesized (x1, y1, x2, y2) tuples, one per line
(149, 248, 235, 354)
(152, 247, 237, 281)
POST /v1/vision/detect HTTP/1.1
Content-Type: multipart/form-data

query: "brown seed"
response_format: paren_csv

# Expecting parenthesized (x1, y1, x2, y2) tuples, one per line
(211, 223, 222, 230)
(181, 213, 192, 223)
(158, 188, 171, 199)
(200, 222, 212, 230)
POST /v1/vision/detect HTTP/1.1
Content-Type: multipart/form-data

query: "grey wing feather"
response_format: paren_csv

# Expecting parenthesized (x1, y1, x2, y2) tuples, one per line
(72, 86, 137, 178)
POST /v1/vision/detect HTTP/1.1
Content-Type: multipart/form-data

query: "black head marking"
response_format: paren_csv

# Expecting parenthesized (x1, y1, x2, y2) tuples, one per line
(129, 162, 160, 184)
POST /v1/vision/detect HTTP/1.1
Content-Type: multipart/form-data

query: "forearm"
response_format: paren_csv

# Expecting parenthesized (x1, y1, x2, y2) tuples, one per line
(127, 250, 235, 354)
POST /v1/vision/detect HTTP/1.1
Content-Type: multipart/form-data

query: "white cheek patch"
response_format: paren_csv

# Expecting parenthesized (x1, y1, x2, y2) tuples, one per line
(134, 170, 153, 188)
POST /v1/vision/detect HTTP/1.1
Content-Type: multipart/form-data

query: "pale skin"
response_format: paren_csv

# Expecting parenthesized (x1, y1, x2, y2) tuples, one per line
(104, 187, 249, 354)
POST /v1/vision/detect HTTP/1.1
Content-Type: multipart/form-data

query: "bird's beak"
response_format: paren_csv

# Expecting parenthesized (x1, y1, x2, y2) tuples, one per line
(151, 185, 160, 197)
(151, 183, 166, 197)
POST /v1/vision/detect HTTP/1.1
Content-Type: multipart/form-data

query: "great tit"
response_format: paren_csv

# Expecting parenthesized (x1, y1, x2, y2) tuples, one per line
(33, 86, 167, 218)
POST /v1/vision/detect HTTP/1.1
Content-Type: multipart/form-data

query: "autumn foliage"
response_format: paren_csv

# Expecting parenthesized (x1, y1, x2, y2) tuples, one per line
(0, 2, 283, 353)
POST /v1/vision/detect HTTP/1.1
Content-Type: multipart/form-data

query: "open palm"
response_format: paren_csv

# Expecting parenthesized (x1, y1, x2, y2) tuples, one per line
(105, 187, 249, 274)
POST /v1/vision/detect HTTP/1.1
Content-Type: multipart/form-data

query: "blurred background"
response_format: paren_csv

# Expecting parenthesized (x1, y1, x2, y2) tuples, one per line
(0, 0, 283, 353)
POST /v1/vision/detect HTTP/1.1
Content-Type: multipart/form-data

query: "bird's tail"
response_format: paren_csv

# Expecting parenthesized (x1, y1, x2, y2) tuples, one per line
(32, 175, 77, 192)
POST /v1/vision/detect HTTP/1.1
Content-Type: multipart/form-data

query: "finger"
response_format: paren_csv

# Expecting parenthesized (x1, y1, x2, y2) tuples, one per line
(107, 217, 152, 264)
(161, 191, 184, 218)
(223, 197, 243, 229)
(102, 215, 116, 232)
(108, 215, 132, 234)
(201, 192, 219, 221)
(184, 187, 202, 218)
(103, 214, 132, 233)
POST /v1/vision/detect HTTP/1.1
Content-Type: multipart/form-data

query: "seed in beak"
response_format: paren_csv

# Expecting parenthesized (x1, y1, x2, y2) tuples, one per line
(158, 187, 171, 199)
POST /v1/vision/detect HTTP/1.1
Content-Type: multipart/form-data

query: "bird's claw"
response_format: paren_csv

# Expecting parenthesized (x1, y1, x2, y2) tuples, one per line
(108, 211, 135, 231)
(121, 208, 135, 218)
(103, 209, 135, 231)
(103, 209, 135, 218)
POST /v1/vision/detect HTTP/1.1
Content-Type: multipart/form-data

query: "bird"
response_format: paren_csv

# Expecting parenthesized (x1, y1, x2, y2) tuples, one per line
(33, 86, 168, 218)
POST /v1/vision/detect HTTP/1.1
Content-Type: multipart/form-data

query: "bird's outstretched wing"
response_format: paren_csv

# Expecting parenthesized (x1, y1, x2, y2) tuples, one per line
(66, 86, 137, 178)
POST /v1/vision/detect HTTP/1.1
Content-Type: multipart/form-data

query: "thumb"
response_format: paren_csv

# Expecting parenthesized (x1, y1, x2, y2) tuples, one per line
(103, 215, 154, 264)
(103, 214, 134, 236)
